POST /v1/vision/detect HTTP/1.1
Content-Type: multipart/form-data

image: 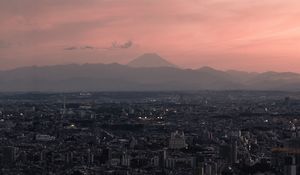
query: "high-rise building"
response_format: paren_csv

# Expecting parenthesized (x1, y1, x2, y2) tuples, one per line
(230, 139, 238, 164)
(169, 131, 187, 149)
(159, 149, 167, 168)
(284, 156, 297, 175)
(219, 139, 238, 165)
(121, 151, 130, 167)
(101, 148, 111, 164)
(0, 146, 17, 166)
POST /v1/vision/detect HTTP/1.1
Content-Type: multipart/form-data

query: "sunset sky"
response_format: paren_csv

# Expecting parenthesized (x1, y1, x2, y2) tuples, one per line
(1, 0, 300, 72)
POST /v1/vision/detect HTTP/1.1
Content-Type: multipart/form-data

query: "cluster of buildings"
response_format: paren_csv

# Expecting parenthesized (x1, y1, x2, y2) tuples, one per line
(0, 91, 299, 174)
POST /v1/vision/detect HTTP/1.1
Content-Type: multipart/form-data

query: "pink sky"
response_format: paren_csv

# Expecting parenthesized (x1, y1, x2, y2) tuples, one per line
(1, 0, 300, 72)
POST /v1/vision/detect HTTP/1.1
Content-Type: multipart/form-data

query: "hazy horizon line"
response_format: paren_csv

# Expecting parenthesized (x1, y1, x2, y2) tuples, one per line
(0, 61, 299, 74)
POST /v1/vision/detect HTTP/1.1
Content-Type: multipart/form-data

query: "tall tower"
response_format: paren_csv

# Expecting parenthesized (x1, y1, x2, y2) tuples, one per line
(63, 96, 66, 113)
(61, 95, 66, 119)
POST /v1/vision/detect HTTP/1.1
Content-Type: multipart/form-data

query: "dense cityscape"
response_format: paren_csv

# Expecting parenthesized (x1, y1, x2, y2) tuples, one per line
(0, 91, 299, 175)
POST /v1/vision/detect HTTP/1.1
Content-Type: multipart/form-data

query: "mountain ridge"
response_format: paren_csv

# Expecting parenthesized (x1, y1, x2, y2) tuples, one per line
(0, 53, 300, 91)
(0, 61, 300, 91)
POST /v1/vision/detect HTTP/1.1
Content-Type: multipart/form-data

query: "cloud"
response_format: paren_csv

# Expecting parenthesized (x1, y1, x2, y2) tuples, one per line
(64, 46, 77, 50)
(64, 45, 95, 51)
(64, 41, 133, 51)
(81, 45, 95, 50)
(111, 40, 133, 49)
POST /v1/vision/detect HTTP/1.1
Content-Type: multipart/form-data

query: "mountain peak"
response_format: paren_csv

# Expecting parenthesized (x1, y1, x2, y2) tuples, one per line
(128, 53, 177, 68)
(197, 66, 218, 72)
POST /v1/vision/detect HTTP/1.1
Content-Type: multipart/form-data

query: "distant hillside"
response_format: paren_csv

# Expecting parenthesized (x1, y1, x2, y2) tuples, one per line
(0, 54, 300, 91)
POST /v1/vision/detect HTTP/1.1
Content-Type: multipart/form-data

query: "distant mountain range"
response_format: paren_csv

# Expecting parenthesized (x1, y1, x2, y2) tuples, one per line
(0, 53, 300, 91)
